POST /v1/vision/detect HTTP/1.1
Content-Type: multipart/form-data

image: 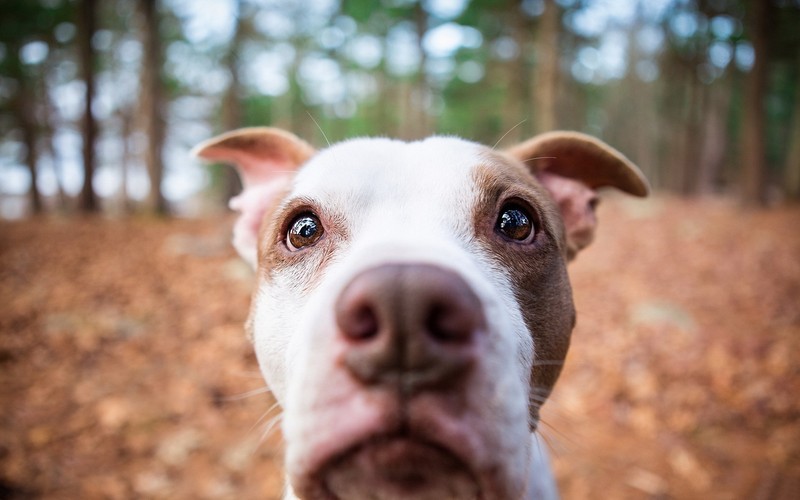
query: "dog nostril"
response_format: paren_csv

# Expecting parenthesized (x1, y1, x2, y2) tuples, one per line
(426, 304, 473, 342)
(342, 304, 379, 340)
(336, 281, 382, 341)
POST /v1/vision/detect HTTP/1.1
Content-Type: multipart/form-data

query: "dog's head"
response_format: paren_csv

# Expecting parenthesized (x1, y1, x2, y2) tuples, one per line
(194, 128, 647, 499)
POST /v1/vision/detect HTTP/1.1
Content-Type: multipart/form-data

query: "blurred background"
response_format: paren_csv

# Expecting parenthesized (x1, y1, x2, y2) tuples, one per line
(0, 0, 799, 215)
(1, 0, 799, 499)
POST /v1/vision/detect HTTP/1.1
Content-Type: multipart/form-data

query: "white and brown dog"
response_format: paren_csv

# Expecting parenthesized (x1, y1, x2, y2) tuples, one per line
(193, 128, 648, 499)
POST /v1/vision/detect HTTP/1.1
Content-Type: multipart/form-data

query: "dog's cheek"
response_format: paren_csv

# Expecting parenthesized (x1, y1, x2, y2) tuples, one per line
(472, 234, 574, 425)
(260, 255, 347, 407)
(251, 272, 319, 407)
(250, 287, 292, 406)
(519, 254, 575, 422)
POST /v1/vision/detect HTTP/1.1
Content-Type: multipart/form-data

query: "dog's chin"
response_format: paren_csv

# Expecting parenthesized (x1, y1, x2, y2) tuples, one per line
(311, 436, 481, 500)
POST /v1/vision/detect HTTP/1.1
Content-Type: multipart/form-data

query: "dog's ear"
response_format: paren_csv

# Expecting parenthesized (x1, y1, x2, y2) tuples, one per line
(505, 131, 649, 260)
(192, 127, 315, 268)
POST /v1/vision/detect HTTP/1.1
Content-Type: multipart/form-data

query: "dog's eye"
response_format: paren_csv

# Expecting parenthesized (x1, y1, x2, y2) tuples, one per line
(287, 213, 324, 250)
(496, 204, 534, 242)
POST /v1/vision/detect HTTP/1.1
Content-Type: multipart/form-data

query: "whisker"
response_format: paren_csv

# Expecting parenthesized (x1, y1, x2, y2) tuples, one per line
(247, 412, 285, 460)
(492, 119, 527, 150)
(222, 386, 273, 401)
(537, 418, 575, 452)
(259, 413, 284, 445)
(307, 111, 331, 147)
(519, 155, 557, 164)
(534, 427, 558, 459)
(248, 400, 283, 434)
(538, 426, 571, 464)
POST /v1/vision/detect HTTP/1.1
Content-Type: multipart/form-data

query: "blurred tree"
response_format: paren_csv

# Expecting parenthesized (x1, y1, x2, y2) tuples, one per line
(104, 0, 142, 214)
(741, 0, 770, 205)
(138, 0, 167, 214)
(78, 0, 98, 212)
(697, 72, 733, 195)
(689, 0, 732, 196)
(12, 69, 42, 213)
(411, 0, 430, 138)
(658, 6, 700, 194)
(220, 0, 246, 202)
(0, 0, 73, 213)
(533, 0, 560, 134)
(769, 2, 800, 200)
(786, 56, 800, 198)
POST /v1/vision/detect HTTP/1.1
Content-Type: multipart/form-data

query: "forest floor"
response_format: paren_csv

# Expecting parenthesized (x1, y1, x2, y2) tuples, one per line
(1, 195, 799, 500)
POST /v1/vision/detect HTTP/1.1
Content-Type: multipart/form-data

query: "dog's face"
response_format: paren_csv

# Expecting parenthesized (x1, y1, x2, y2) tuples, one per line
(194, 129, 647, 499)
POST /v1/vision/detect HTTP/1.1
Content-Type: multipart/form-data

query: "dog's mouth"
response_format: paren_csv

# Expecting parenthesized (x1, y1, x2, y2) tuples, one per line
(318, 434, 480, 500)
(286, 377, 530, 500)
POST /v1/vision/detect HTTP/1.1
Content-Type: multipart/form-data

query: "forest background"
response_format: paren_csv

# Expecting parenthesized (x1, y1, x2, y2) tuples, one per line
(1, 0, 799, 215)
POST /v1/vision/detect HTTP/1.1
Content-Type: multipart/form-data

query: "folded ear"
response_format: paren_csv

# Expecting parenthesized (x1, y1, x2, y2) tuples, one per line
(505, 131, 649, 260)
(192, 127, 315, 268)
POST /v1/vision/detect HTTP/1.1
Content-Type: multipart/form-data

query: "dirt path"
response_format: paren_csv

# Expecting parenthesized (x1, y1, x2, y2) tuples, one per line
(1, 196, 799, 499)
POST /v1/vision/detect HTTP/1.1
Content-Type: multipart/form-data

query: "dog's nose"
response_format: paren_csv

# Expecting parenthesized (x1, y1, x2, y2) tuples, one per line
(335, 264, 486, 391)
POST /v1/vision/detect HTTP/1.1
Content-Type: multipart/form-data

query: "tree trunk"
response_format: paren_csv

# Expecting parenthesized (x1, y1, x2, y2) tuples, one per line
(532, 0, 559, 134)
(397, 81, 413, 140)
(697, 76, 733, 195)
(681, 76, 704, 194)
(15, 87, 42, 214)
(503, 3, 532, 144)
(118, 107, 134, 213)
(741, 0, 769, 206)
(610, 16, 658, 187)
(139, 0, 168, 214)
(783, 55, 800, 200)
(78, 0, 98, 212)
(43, 120, 68, 211)
(412, 1, 430, 138)
(221, 0, 245, 203)
(659, 48, 692, 193)
(42, 52, 68, 211)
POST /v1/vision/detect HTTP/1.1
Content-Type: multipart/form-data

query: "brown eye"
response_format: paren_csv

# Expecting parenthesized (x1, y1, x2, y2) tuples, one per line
(496, 204, 534, 241)
(287, 213, 324, 251)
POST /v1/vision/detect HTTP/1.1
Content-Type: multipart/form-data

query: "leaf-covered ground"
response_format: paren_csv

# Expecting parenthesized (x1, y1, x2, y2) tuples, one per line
(1, 196, 799, 499)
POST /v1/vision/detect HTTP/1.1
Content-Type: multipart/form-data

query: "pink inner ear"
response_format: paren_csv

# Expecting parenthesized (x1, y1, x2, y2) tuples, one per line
(201, 148, 292, 189)
(228, 176, 291, 268)
(537, 171, 598, 257)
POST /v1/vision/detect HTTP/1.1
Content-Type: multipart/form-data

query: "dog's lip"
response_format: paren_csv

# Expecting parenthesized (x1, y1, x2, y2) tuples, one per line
(324, 432, 477, 488)
(315, 430, 484, 500)
(295, 408, 495, 500)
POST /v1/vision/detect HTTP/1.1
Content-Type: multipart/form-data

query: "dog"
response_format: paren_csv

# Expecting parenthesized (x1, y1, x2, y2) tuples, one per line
(193, 127, 648, 499)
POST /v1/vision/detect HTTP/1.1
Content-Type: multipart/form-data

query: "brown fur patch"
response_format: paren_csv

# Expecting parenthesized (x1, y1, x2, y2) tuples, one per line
(258, 193, 349, 292)
(472, 152, 576, 428)
(243, 185, 346, 342)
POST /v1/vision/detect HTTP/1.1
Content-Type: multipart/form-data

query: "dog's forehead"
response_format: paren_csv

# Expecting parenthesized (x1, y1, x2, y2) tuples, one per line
(291, 137, 486, 209)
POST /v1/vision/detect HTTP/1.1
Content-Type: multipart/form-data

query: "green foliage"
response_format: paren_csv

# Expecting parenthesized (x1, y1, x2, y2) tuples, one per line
(242, 94, 274, 126)
(0, 0, 74, 76)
